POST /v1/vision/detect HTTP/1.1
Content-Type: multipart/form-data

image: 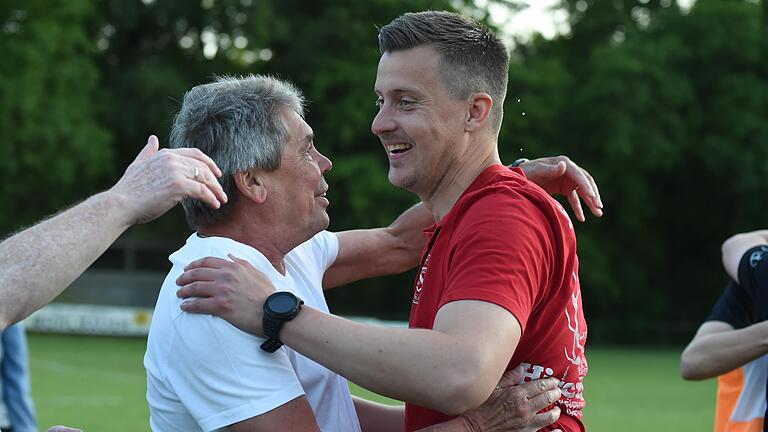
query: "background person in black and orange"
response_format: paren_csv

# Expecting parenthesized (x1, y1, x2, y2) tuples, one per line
(682, 230, 768, 432)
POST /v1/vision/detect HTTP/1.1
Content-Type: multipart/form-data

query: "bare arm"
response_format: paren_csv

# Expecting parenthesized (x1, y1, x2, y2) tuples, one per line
(323, 156, 604, 291)
(177, 259, 522, 416)
(353, 369, 561, 432)
(0, 136, 226, 330)
(680, 320, 768, 380)
(228, 396, 320, 432)
(278, 301, 519, 414)
(323, 203, 432, 290)
(721, 230, 768, 282)
(353, 397, 405, 432)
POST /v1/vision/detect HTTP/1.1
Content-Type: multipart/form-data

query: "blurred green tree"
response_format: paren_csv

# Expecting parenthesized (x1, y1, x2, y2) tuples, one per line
(502, 0, 768, 341)
(0, 1, 112, 233)
(4, 0, 767, 334)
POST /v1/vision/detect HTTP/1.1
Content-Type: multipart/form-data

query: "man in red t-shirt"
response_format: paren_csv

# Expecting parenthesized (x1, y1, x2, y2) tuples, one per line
(178, 10, 601, 432)
(407, 163, 587, 431)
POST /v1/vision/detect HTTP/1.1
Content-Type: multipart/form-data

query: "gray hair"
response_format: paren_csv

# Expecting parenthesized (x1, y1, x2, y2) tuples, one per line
(169, 74, 305, 230)
(378, 11, 509, 132)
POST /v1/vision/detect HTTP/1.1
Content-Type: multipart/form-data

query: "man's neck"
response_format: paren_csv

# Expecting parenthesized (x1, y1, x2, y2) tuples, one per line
(197, 220, 289, 275)
(422, 141, 501, 222)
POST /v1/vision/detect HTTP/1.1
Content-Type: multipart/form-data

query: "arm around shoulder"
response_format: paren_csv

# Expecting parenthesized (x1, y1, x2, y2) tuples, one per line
(323, 203, 432, 289)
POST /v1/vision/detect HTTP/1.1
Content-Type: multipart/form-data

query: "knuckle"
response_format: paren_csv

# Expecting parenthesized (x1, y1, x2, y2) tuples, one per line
(537, 379, 547, 391)
(509, 400, 527, 417)
(169, 179, 185, 191)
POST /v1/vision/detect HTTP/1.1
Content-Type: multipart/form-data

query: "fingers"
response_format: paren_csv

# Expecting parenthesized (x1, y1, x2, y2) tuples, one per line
(171, 154, 227, 207)
(228, 254, 252, 267)
(154, 147, 228, 208)
(567, 164, 603, 218)
(180, 297, 224, 315)
(564, 164, 595, 199)
(183, 256, 233, 272)
(522, 158, 566, 181)
(522, 377, 559, 399)
(528, 387, 562, 412)
(184, 167, 227, 209)
(171, 147, 223, 177)
(566, 190, 585, 222)
(586, 171, 603, 215)
(176, 280, 219, 299)
(135, 135, 160, 162)
(527, 405, 561, 430)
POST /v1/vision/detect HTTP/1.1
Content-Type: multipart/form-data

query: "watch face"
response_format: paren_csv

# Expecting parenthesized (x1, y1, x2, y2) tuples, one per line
(268, 292, 297, 315)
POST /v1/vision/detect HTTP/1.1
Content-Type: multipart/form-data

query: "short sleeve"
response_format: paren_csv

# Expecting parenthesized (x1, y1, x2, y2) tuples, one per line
(706, 280, 756, 329)
(737, 245, 768, 321)
(166, 313, 306, 431)
(440, 193, 552, 333)
(296, 230, 340, 272)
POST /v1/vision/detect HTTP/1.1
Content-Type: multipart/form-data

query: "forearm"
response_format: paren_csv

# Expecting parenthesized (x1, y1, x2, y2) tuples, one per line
(354, 397, 472, 432)
(282, 308, 491, 414)
(353, 397, 404, 432)
(0, 191, 133, 329)
(386, 202, 432, 263)
(681, 320, 768, 380)
(323, 203, 431, 289)
(722, 230, 768, 282)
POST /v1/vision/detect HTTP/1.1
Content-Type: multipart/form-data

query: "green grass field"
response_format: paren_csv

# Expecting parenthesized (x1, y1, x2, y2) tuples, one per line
(27, 334, 715, 431)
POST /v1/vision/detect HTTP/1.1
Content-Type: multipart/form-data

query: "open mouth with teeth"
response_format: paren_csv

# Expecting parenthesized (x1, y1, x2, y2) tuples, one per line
(387, 143, 414, 155)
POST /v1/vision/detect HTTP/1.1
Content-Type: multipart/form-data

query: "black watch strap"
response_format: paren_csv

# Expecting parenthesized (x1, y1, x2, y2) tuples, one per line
(261, 317, 286, 352)
(263, 314, 285, 340)
(260, 338, 284, 353)
(260, 293, 303, 353)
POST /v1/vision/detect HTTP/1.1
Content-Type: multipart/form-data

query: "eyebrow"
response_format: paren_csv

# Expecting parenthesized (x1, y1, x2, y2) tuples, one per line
(375, 87, 425, 98)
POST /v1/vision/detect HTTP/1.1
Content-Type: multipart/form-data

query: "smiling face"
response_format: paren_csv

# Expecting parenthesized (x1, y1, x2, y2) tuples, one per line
(371, 46, 470, 201)
(266, 109, 332, 240)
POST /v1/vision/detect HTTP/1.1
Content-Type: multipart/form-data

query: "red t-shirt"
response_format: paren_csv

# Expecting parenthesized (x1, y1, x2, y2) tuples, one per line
(405, 164, 587, 432)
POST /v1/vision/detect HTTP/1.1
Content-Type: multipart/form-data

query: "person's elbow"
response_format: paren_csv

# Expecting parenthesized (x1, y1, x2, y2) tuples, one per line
(680, 348, 709, 381)
(429, 362, 496, 415)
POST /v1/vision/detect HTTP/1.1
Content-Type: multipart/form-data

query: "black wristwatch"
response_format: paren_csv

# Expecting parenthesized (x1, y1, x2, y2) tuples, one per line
(260, 291, 304, 353)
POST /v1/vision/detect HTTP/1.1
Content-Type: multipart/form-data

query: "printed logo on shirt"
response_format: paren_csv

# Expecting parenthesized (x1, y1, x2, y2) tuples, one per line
(413, 253, 430, 305)
(564, 288, 587, 375)
(518, 361, 586, 418)
(749, 246, 768, 268)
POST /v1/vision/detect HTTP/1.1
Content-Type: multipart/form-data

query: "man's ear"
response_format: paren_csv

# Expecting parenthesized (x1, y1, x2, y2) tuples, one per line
(234, 170, 268, 204)
(465, 92, 493, 132)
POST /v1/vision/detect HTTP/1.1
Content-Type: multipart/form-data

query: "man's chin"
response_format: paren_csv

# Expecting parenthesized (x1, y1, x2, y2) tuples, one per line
(388, 171, 417, 193)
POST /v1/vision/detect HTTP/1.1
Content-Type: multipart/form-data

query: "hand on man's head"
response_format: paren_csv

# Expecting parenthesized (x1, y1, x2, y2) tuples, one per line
(108, 135, 228, 225)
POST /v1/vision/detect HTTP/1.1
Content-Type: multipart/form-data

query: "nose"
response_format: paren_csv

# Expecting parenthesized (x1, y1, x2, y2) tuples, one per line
(371, 106, 396, 137)
(315, 150, 332, 174)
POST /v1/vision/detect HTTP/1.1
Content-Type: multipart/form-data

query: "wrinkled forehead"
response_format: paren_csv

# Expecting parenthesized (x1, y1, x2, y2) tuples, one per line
(281, 108, 313, 146)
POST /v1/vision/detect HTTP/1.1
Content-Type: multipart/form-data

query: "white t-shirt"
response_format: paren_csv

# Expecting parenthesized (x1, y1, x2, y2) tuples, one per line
(144, 231, 361, 432)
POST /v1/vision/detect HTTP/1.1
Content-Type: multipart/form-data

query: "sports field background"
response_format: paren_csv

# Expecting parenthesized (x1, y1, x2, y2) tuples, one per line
(28, 334, 715, 431)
